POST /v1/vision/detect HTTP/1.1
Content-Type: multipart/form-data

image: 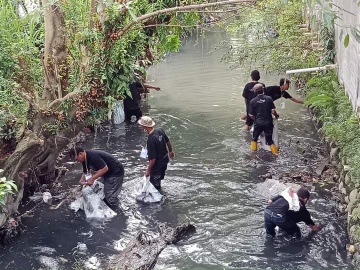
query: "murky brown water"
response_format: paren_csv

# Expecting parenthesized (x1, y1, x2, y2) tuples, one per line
(0, 29, 353, 270)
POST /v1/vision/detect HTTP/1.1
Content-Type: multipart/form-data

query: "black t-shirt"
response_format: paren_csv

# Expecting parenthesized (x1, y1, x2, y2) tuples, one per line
(123, 80, 142, 110)
(266, 195, 315, 225)
(248, 94, 275, 125)
(264, 86, 292, 101)
(82, 150, 124, 177)
(242, 82, 266, 106)
(147, 128, 170, 168)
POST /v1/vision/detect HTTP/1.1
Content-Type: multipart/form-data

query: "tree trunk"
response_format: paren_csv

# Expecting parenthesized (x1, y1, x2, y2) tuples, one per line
(42, 0, 68, 102)
(111, 223, 196, 270)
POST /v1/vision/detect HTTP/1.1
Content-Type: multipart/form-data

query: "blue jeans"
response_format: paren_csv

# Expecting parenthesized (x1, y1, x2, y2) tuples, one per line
(264, 209, 301, 239)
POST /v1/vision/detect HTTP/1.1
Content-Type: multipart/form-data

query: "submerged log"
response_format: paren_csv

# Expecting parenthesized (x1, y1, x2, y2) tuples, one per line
(112, 223, 196, 270)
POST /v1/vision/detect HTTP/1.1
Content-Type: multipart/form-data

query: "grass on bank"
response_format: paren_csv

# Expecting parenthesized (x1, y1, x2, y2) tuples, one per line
(305, 71, 360, 184)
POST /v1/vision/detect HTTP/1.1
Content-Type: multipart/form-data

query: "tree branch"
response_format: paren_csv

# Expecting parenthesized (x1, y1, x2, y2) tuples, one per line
(46, 91, 79, 110)
(119, 0, 256, 37)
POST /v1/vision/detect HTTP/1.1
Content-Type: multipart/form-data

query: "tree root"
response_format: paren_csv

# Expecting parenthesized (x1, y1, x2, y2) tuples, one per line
(111, 223, 195, 270)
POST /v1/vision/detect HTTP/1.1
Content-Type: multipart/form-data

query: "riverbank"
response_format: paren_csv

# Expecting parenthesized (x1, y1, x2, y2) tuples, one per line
(303, 72, 360, 267)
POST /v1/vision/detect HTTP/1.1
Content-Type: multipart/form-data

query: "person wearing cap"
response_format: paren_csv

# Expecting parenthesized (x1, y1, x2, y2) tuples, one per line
(264, 187, 322, 239)
(69, 146, 124, 207)
(138, 116, 174, 190)
(265, 78, 304, 104)
(248, 83, 279, 155)
(124, 77, 160, 122)
(242, 70, 266, 130)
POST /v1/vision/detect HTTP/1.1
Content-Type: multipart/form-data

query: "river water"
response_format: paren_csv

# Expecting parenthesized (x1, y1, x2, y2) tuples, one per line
(0, 29, 353, 270)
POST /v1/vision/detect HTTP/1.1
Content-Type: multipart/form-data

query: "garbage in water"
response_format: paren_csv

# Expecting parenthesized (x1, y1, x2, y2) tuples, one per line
(135, 176, 163, 203)
(70, 181, 117, 219)
(113, 100, 125, 124)
(43, 192, 53, 205)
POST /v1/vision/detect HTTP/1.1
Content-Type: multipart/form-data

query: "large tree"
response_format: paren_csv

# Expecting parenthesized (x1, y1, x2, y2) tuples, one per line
(0, 0, 255, 227)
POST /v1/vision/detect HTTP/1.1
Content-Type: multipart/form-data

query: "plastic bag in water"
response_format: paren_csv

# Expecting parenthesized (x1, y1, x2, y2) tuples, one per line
(135, 176, 163, 203)
(258, 118, 279, 151)
(113, 100, 125, 124)
(70, 181, 117, 219)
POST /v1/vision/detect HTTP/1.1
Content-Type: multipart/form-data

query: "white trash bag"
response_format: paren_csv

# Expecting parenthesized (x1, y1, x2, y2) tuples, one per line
(70, 181, 117, 219)
(113, 100, 125, 124)
(135, 176, 163, 203)
(258, 118, 279, 151)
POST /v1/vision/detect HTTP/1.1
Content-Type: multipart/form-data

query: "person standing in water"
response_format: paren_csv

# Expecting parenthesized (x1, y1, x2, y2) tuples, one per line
(248, 84, 279, 155)
(138, 116, 175, 191)
(265, 78, 303, 104)
(242, 70, 266, 130)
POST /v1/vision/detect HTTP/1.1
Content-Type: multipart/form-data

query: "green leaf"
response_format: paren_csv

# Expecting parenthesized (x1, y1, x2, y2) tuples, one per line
(350, 27, 360, 43)
(344, 34, 350, 48)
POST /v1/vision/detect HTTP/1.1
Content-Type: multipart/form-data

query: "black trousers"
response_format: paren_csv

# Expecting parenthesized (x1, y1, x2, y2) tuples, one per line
(245, 104, 254, 127)
(264, 209, 301, 239)
(252, 122, 274, 145)
(150, 164, 168, 190)
(124, 108, 142, 122)
(103, 174, 124, 206)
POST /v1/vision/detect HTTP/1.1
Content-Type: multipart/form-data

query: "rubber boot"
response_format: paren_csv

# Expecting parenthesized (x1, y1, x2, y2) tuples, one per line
(270, 144, 278, 155)
(251, 141, 257, 151)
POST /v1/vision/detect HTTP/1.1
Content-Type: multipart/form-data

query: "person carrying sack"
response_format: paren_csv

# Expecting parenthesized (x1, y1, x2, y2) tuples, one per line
(138, 116, 175, 191)
(69, 146, 124, 208)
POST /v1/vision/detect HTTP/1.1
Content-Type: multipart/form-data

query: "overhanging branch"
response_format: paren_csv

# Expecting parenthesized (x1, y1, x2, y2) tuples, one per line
(120, 0, 256, 36)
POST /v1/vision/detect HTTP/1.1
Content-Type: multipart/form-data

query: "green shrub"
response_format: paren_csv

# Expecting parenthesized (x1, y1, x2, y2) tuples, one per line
(305, 71, 360, 183)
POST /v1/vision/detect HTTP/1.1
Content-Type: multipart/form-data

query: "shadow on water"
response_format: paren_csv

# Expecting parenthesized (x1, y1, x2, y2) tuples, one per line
(0, 29, 354, 269)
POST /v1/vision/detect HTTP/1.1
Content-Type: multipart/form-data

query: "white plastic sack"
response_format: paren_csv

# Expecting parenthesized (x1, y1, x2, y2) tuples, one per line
(113, 100, 125, 124)
(135, 176, 163, 203)
(70, 181, 117, 219)
(258, 118, 279, 151)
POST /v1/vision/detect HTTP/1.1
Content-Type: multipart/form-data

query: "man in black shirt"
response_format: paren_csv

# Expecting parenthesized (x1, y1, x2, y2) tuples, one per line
(124, 77, 160, 122)
(249, 84, 279, 155)
(70, 147, 124, 207)
(242, 70, 266, 130)
(264, 187, 321, 239)
(138, 116, 174, 190)
(264, 78, 303, 104)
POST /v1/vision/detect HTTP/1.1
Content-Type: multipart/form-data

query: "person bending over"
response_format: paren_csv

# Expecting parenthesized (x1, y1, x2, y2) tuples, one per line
(264, 187, 321, 239)
(70, 146, 124, 207)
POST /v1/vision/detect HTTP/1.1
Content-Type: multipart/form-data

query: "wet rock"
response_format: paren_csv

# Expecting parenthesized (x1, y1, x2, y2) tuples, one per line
(315, 162, 328, 176)
(330, 140, 337, 148)
(292, 175, 302, 181)
(348, 244, 356, 254)
(330, 147, 339, 160)
(345, 173, 351, 185)
(261, 173, 272, 180)
(346, 201, 357, 213)
(345, 196, 350, 204)
(339, 181, 344, 192)
(350, 189, 359, 203)
(338, 204, 346, 213)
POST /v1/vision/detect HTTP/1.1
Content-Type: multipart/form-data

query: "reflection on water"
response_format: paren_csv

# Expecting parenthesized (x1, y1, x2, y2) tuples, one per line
(0, 30, 353, 269)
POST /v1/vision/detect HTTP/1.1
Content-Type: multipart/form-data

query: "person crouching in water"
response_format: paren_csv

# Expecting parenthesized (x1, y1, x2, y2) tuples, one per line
(264, 187, 322, 239)
(70, 146, 124, 208)
(138, 116, 175, 191)
(248, 83, 279, 155)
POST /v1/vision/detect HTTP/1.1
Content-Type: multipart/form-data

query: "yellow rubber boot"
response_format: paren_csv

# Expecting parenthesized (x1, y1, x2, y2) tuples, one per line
(270, 144, 278, 155)
(251, 141, 257, 151)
